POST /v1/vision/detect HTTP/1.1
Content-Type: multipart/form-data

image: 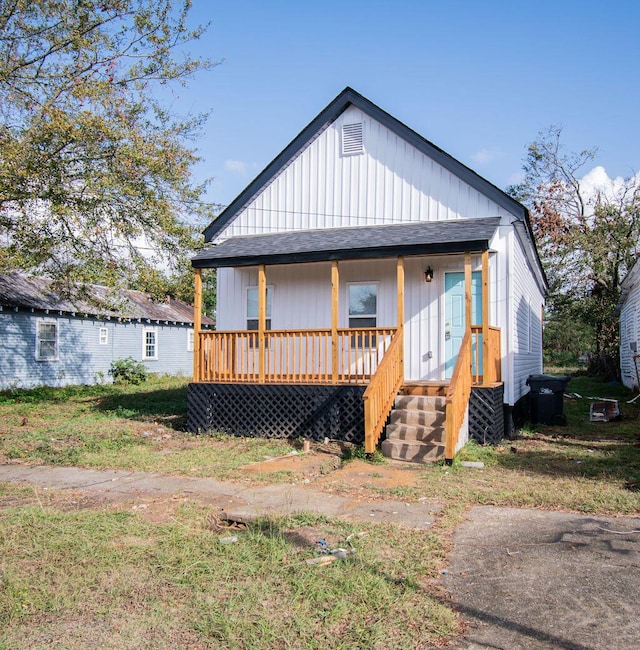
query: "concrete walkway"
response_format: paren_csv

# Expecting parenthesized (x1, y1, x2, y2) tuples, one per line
(2, 464, 639, 649)
(444, 506, 640, 650)
(0, 463, 441, 529)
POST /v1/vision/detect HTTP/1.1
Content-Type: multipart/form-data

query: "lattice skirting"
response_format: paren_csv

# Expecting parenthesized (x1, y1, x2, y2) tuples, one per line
(469, 384, 505, 445)
(186, 383, 366, 443)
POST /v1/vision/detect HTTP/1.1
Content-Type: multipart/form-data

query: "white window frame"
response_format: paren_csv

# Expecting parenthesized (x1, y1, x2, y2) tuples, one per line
(246, 285, 273, 331)
(187, 329, 195, 352)
(142, 327, 158, 361)
(36, 320, 58, 361)
(347, 282, 378, 329)
(99, 327, 109, 345)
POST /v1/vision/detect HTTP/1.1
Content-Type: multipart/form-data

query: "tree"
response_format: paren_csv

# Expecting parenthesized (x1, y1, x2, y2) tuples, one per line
(0, 0, 217, 299)
(509, 127, 640, 376)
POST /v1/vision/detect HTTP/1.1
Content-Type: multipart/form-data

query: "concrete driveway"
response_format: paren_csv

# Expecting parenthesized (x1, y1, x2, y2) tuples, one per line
(442, 506, 640, 650)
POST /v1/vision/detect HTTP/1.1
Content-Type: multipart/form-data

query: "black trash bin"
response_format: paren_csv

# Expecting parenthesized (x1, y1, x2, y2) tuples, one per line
(526, 374, 571, 426)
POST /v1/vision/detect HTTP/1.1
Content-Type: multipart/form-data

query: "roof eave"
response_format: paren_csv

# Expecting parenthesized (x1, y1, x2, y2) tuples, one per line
(192, 239, 492, 269)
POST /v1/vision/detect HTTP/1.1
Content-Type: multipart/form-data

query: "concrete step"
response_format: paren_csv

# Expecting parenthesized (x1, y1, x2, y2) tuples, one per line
(385, 422, 445, 444)
(381, 438, 445, 463)
(394, 394, 446, 411)
(389, 408, 445, 427)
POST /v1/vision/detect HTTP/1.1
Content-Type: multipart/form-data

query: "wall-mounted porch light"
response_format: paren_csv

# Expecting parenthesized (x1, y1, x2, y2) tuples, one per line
(424, 266, 434, 283)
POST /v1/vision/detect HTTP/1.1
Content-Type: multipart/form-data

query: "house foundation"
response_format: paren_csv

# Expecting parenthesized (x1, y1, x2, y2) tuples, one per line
(185, 383, 366, 443)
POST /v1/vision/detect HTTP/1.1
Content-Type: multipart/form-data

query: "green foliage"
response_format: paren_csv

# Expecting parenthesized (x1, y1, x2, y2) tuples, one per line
(0, 0, 220, 296)
(109, 357, 149, 385)
(509, 126, 640, 378)
(342, 444, 386, 464)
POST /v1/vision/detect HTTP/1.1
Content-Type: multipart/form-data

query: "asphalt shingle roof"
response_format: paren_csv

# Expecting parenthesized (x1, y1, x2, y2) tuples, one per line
(192, 217, 501, 268)
(0, 271, 213, 324)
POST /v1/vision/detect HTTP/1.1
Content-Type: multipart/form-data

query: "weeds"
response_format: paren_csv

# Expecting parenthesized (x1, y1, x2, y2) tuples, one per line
(0, 489, 458, 649)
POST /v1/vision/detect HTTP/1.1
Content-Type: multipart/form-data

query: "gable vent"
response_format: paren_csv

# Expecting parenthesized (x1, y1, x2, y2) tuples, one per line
(341, 122, 364, 156)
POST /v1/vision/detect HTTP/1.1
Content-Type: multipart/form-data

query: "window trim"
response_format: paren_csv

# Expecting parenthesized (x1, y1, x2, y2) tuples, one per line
(187, 329, 195, 352)
(246, 285, 273, 331)
(142, 326, 158, 361)
(99, 327, 109, 345)
(36, 319, 58, 361)
(347, 281, 378, 328)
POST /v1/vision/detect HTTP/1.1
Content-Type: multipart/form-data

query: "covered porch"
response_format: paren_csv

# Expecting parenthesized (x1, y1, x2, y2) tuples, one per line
(189, 219, 503, 461)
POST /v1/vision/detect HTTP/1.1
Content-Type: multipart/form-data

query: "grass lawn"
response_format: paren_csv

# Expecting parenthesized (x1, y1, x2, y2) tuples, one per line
(1, 373, 639, 648)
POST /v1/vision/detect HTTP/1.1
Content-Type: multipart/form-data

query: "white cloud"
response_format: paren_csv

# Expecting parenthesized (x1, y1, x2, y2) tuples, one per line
(224, 159, 249, 174)
(579, 165, 640, 211)
(471, 149, 501, 166)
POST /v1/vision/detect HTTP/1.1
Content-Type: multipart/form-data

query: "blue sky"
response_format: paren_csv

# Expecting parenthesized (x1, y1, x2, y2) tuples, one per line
(181, 0, 640, 208)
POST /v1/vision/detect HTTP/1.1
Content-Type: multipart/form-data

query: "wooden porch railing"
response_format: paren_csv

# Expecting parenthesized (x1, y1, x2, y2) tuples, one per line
(196, 327, 398, 384)
(363, 330, 404, 453)
(445, 330, 472, 461)
(470, 325, 502, 384)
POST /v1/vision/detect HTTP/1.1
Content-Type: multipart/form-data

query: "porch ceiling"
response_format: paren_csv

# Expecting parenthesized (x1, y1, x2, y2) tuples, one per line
(192, 217, 500, 268)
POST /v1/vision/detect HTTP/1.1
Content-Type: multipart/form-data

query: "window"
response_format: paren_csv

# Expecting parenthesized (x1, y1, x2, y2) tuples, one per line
(246, 286, 273, 331)
(99, 327, 108, 345)
(348, 283, 377, 346)
(143, 327, 158, 360)
(187, 330, 195, 352)
(36, 321, 58, 361)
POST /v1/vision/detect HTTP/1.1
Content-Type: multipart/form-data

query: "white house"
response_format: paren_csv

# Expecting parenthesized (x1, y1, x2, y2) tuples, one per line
(186, 87, 547, 462)
(617, 259, 640, 389)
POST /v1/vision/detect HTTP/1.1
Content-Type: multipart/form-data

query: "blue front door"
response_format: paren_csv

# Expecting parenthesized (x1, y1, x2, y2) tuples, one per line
(444, 272, 482, 379)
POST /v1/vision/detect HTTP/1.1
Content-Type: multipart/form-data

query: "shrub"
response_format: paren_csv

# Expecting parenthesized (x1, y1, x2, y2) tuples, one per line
(109, 357, 149, 385)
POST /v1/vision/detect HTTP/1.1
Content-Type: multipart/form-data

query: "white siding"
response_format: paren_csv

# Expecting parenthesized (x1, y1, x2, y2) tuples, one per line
(620, 279, 640, 389)
(508, 229, 545, 405)
(217, 253, 504, 384)
(216, 106, 508, 240)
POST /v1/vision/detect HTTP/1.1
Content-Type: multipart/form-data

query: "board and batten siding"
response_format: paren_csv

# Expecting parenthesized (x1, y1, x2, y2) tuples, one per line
(619, 278, 640, 389)
(508, 229, 545, 405)
(215, 106, 509, 240)
(0, 311, 194, 389)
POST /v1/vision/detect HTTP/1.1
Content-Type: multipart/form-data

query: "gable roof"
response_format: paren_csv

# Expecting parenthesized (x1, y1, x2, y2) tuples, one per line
(193, 218, 501, 268)
(0, 272, 214, 325)
(203, 87, 530, 242)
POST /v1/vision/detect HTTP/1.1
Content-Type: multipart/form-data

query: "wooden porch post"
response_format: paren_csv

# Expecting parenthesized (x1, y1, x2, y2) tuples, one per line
(464, 252, 472, 335)
(397, 256, 405, 378)
(482, 250, 490, 383)
(258, 264, 266, 383)
(193, 268, 202, 382)
(331, 261, 339, 384)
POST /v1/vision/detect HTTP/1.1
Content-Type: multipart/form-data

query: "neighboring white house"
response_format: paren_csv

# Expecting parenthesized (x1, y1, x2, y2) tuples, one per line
(617, 259, 640, 389)
(0, 271, 212, 390)
(187, 87, 547, 461)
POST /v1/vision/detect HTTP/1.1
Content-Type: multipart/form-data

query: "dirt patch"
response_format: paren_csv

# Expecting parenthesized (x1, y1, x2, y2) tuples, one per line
(236, 445, 342, 483)
(313, 458, 425, 496)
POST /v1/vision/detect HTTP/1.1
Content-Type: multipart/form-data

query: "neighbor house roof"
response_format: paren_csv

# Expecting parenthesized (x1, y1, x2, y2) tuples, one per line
(192, 217, 501, 268)
(0, 272, 214, 325)
(203, 87, 530, 243)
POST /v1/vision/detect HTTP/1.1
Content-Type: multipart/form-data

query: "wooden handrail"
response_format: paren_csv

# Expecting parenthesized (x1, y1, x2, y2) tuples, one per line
(445, 330, 472, 461)
(197, 327, 397, 384)
(363, 330, 404, 453)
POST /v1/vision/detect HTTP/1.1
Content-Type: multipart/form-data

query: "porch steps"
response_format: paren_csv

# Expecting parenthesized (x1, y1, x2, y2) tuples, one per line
(381, 392, 447, 464)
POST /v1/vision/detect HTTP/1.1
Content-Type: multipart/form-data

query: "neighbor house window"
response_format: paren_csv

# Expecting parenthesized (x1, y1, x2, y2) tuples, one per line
(348, 283, 377, 346)
(187, 330, 195, 352)
(246, 286, 273, 330)
(143, 327, 158, 360)
(36, 321, 58, 361)
(99, 327, 108, 345)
